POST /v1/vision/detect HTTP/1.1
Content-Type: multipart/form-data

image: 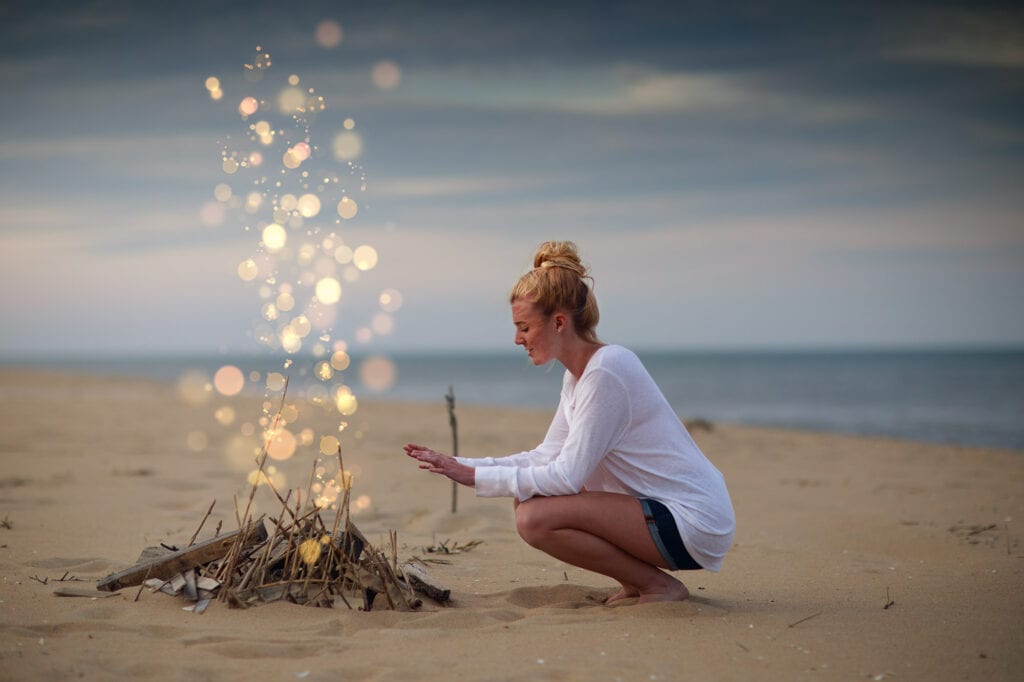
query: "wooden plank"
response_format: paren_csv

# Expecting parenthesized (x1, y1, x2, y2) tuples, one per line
(96, 521, 268, 592)
(53, 587, 122, 598)
(400, 562, 451, 603)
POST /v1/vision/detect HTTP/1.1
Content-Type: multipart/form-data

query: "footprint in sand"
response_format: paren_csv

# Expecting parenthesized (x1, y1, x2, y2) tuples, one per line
(506, 584, 610, 609)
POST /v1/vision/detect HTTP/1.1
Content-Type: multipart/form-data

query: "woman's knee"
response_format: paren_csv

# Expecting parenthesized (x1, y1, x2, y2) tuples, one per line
(514, 498, 550, 546)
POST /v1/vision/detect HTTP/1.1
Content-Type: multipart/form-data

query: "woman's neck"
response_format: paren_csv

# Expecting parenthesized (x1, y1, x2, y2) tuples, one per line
(560, 340, 605, 379)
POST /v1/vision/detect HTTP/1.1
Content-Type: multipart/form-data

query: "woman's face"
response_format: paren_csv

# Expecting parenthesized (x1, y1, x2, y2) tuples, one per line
(512, 298, 557, 365)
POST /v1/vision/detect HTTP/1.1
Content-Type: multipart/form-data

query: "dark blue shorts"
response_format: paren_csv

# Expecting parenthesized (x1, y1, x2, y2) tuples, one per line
(640, 498, 703, 571)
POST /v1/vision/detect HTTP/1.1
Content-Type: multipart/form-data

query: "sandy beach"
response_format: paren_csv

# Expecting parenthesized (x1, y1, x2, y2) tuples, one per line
(1, 368, 1021, 681)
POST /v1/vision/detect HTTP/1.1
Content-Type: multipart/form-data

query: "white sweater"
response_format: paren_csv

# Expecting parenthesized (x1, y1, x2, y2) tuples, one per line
(456, 345, 735, 571)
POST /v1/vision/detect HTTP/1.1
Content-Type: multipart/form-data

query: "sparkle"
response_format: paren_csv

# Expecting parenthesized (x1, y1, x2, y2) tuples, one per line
(315, 277, 342, 304)
(353, 245, 378, 271)
(262, 223, 287, 251)
(336, 196, 358, 220)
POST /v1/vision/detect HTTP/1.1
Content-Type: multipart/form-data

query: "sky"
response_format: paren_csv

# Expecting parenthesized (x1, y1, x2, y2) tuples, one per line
(1, 0, 1022, 358)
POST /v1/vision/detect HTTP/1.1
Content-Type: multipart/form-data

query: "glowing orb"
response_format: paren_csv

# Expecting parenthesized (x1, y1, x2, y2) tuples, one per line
(214, 405, 236, 426)
(353, 245, 378, 271)
(283, 148, 302, 169)
(315, 277, 342, 304)
(336, 196, 358, 220)
(266, 427, 297, 461)
(334, 386, 358, 416)
(343, 118, 355, 130)
(213, 365, 245, 396)
(278, 87, 305, 114)
(248, 151, 263, 167)
(379, 288, 403, 312)
(266, 372, 287, 392)
(334, 244, 353, 264)
(199, 201, 226, 227)
(330, 350, 351, 371)
(204, 76, 221, 92)
(315, 20, 344, 48)
(359, 356, 397, 392)
(293, 142, 311, 161)
(226, 435, 260, 471)
(177, 370, 211, 406)
(315, 361, 333, 381)
(354, 494, 371, 511)
(213, 184, 232, 202)
(281, 327, 302, 353)
(292, 315, 312, 337)
(371, 312, 394, 335)
(280, 194, 298, 212)
(332, 131, 362, 160)
(262, 223, 287, 251)
(372, 61, 402, 90)
(221, 157, 239, 174)
(320, 435, 340, 455)
(297, 193, 321, 217)
(276, 292, 295, 311)
(238, 96, 259, 117)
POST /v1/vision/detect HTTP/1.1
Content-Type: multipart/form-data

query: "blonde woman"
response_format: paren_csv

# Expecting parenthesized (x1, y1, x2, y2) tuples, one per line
(406, 241, 734, 603)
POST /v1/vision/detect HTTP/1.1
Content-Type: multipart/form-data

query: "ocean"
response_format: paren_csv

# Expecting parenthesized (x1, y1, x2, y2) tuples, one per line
(11, 348, 1024, 451)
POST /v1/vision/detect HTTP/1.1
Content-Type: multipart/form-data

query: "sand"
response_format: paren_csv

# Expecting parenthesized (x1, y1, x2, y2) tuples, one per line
(0, 368, 1021, 681)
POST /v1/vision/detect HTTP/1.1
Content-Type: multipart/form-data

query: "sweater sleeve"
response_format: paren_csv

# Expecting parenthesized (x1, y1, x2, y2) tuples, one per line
(474, 368, 632, 500)
(455, 399, 569, 469)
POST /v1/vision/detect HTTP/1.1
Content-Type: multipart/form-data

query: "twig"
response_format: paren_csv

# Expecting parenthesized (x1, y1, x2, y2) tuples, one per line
(787, 612, 822, 628)
(188, 500, 216, 547)
(446, 385, 458, 514)
(735, 641, 750, 652)
(134, 566, 153, 602)
(883, 587, 895, 609)
(29, 574, 48, 585)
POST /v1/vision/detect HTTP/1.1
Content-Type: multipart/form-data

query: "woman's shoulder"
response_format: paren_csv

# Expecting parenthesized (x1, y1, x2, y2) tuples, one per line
(588, 344, 643, 376)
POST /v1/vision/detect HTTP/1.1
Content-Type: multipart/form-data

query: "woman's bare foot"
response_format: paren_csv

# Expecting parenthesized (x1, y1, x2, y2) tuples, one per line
(636, 574, 690, 604)
(604, 585, 640, 605)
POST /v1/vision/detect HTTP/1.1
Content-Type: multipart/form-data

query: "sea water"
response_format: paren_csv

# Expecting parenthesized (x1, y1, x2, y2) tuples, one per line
(11, 349, 1024, 451)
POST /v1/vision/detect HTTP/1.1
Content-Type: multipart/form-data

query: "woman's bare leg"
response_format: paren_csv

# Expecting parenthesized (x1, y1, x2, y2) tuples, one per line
(514, 492, 690, 603)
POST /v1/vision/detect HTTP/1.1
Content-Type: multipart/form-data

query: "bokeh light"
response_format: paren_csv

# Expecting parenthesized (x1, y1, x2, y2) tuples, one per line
(238, 96, 259, 117)
(315, 277, 342, 304)
(379, 288, 403, 312)
(336, 196, 358, 219)
(353, 245, 378, 270)
(314, 20, 344, 48)
(262, 223, 287, 251)
(266, 427, 297, 461)
(359, 356, 397, 392)
(372, 61, 402, 90)
(177, 370, 212, 406)
(213, 365, 245, 396)
(331, 131, 362, 160)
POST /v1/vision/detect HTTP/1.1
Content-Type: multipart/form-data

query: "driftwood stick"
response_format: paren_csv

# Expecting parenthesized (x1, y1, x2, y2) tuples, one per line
(446, 385, 458, 514)
(98, 521, 267, 592)
(400, 561, 451, 603)
(188, 500, 216, 547)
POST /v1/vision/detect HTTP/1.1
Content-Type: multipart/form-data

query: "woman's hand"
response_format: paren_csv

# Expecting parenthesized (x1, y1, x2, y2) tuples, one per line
(404, 443, 476, 487)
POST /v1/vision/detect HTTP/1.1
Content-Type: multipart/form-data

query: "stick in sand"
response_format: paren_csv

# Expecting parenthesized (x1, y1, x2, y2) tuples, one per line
(446, 385, 459, 514)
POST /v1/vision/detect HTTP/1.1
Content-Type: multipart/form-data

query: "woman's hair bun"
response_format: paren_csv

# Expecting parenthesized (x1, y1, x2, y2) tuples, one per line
(532, 240, 587, 277)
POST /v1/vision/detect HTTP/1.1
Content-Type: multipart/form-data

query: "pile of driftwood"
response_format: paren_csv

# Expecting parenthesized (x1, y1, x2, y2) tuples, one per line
(97, 415, 450, 612)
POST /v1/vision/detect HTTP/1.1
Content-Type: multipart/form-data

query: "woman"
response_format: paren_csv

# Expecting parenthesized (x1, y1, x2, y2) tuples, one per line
(405, 241, 735, 604)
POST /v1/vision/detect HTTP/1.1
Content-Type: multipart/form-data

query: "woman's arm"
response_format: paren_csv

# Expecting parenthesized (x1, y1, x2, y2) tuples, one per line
(474, 368, 631, 500)
(404, 444, 476, 486)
